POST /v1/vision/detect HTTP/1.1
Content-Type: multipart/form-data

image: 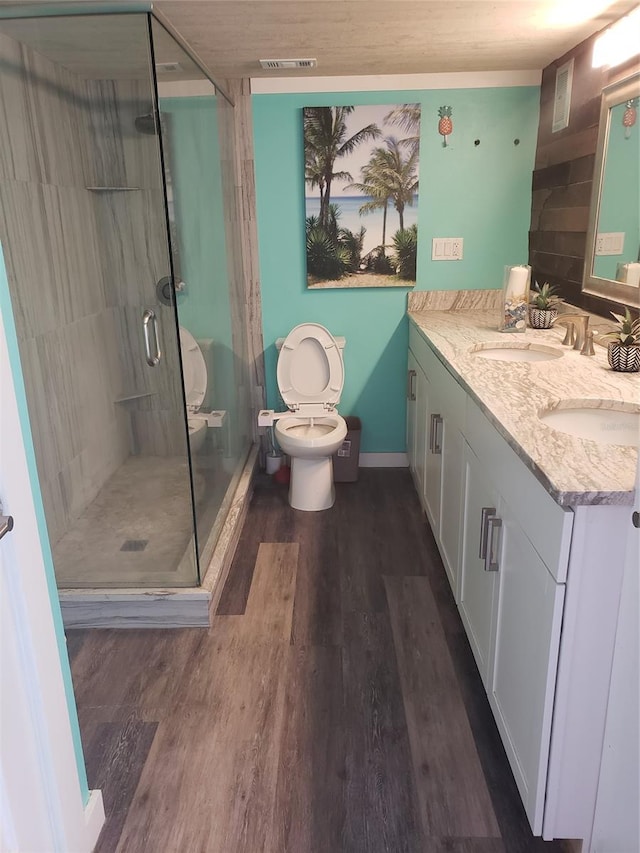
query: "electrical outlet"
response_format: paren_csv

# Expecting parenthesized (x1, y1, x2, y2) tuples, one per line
(451, 238, 463, 259)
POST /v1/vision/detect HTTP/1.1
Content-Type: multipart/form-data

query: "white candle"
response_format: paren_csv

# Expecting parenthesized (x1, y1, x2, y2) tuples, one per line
(506, 265, 529, 301)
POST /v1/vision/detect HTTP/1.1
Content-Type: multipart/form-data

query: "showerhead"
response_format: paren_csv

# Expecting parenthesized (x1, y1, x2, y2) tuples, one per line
(134, 112, 158, 135)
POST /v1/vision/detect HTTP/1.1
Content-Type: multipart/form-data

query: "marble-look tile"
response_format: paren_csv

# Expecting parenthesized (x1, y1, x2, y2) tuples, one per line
(0, 33, 40, 183)
(92, 188, 170, 309)
(54, 455, 197, 589)
(0, 180, 63, 338)
(130, 410, 189, 458)
(43, 184, 106, 322)
(85, 79, 163, 190)
(0, 32, 90, 186)
(408, 309, 638, 504)
(18, 41, 89, 187)
(59, 593, 210, 629)
(408, 288, 503, 312)
(1, 181, 106, 335)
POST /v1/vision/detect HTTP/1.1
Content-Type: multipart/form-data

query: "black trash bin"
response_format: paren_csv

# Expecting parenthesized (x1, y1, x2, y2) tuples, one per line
(332, 416, 361, 482)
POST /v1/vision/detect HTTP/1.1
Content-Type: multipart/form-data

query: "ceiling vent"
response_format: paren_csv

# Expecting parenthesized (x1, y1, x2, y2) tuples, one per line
(259, 58, 317, 70)
(552, 58, 574, 133)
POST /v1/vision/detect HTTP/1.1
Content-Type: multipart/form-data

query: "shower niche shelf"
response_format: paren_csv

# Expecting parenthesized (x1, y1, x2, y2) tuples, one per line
(114, 392, 154, 403)
(86, 186, 142, 192)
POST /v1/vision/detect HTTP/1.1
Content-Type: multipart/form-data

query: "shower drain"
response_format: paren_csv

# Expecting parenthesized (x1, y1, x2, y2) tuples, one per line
(120, 539, 148, 552)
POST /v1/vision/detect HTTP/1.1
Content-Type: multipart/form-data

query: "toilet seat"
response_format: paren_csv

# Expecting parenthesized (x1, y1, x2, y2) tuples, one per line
(276, 323, 344, 414)
(179, 326, 207, 413)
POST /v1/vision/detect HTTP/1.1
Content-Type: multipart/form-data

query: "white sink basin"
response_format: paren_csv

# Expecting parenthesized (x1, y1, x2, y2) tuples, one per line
(472, 342, 564, 363)
(539, 402, 640, 446)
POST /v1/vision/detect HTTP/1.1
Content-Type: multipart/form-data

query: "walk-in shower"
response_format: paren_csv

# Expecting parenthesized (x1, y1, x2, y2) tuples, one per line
(0, 8, 253, 615)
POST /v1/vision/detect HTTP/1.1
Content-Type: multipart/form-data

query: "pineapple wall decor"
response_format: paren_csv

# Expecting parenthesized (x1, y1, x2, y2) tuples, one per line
(623, 98, 638, 138)
(438, 106, 453, 147)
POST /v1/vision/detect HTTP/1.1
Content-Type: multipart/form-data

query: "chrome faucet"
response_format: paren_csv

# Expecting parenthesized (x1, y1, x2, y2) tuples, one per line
(552, 313, 591, 354)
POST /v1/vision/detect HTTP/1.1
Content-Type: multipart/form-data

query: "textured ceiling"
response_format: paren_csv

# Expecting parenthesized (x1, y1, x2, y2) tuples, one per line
(0, 1, 636, 81)
(154, 0, 639, 79)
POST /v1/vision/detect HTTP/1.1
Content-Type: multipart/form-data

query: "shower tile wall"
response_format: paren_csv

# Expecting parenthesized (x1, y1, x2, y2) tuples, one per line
(85, 79, 187, 459)
(0, 31, 185, 549)
(0, 32, 129, 546)
(216, 84, 254, 450)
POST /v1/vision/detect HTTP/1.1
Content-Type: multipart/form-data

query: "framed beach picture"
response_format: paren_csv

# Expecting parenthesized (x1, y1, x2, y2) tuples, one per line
(304, 103, 420, 289)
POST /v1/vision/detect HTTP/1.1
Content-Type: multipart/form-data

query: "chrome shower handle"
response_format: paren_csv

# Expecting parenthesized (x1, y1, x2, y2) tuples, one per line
(143, 309, 161, 367)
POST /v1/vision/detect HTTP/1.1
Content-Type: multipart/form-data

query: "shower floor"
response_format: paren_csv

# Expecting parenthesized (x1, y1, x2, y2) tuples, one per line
(53, 455, 205, 589)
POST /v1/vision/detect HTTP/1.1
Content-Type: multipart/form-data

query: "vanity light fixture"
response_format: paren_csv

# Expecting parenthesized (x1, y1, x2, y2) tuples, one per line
(592, 5, 640, 68)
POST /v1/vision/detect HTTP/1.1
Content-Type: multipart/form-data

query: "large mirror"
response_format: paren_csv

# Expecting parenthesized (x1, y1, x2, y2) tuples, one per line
(583, 72, 640, 308)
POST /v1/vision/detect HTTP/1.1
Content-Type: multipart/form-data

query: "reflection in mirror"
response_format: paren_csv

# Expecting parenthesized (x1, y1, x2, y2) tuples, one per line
(583, 72, 640, 308)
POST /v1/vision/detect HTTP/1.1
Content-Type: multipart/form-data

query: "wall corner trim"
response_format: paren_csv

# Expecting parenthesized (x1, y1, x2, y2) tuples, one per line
(250, 70, 542, 95)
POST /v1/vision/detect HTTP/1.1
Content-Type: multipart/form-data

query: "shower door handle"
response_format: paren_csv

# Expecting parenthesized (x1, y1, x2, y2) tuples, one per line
(0, 515, 14, 541)
(142, 309, 161, 367)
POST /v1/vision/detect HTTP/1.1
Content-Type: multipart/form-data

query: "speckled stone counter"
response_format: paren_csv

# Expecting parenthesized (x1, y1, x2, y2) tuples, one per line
(408, 305, 639, 506)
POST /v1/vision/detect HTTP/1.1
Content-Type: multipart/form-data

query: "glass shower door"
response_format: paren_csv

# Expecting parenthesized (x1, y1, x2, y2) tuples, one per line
(151, 18, 252, 568)
(0, 13, 199, 587)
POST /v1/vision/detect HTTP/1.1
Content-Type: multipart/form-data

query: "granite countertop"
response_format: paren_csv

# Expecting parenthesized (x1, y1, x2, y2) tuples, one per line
(408, 302, 639, 506)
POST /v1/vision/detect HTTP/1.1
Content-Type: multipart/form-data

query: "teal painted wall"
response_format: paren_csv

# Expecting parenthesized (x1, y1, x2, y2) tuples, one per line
(253, 85, 540, 453)
(0, 246, 89, 805)
(593, 99, 640, 280)
(161, 97, 234, 414)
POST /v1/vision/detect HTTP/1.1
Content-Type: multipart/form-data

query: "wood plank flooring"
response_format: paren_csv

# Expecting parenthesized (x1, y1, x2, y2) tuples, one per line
(68, 469, 575, 853)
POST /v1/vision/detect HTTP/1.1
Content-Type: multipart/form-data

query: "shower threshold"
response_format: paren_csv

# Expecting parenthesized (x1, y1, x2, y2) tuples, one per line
(58, 444, 258, 628)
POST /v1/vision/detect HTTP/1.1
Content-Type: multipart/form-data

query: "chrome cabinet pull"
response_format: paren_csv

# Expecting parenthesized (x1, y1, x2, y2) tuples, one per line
(407, 369, 416, 401)
(479, 506, 496, 559)
(142, 309, 161, 367)
(0, 515, 14, 540)
(431, 414, 443, 454)
(484, 515, 502, 572)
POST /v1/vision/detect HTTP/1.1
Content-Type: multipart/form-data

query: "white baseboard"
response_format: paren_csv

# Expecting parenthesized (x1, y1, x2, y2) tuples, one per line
(84, 789, 105, 852)
(359, 453, 409, 468)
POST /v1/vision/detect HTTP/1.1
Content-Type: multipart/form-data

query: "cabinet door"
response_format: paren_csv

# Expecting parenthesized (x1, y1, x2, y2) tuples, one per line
(489, 505, 565, 835)
(406, 351, 418, 474)
(440, 421, 463, 597)
(423, 392, 442, 533)
(459, 443, 500, 687)
(407, 352, 428, 498)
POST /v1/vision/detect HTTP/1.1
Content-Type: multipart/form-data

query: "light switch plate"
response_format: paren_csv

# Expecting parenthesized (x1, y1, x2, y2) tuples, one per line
(432, 237, 463, 260)
(595, 232, 625, 256)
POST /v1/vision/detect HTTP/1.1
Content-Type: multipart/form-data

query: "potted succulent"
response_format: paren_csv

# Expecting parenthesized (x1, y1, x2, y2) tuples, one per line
(529, 281, 563, 328)
(602, 308, 640, 372)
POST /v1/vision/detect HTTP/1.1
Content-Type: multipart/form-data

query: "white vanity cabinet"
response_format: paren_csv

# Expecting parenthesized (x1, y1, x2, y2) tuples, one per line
(406, 314, 635, 845)
(408, 324, 465, 594)
(460, 399, 572, 833)
(459, 397, 573, 833)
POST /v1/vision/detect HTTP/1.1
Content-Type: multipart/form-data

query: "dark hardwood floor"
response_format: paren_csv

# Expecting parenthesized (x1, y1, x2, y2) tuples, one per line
(68, 469, 576, 853)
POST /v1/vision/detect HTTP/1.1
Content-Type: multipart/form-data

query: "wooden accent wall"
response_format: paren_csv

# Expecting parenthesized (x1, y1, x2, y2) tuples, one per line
(530, 29, 640, 317)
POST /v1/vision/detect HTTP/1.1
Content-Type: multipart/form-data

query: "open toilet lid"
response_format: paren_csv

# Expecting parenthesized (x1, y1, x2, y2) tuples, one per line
(277, 322, 344, 410)
(179, 326, 207, 410)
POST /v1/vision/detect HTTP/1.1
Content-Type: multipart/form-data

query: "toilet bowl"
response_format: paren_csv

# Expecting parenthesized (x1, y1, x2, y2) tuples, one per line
(179, 326, 208, 454)
(273, 323, 347, 511)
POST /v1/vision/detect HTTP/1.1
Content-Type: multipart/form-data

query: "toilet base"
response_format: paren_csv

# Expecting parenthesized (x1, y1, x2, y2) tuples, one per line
(289, 456, 335, 511)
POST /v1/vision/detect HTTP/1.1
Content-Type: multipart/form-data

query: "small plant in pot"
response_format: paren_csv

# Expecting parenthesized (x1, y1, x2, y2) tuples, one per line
(529, 281, 563, 328)
(601, 308, 640, 372)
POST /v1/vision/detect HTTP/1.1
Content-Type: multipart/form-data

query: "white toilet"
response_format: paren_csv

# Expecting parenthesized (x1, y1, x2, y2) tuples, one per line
(179, 326, 208, 454)
(274, 323, 347, 511)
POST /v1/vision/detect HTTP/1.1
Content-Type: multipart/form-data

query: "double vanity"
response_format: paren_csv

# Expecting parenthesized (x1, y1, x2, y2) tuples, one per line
(406, 290, 638, 843)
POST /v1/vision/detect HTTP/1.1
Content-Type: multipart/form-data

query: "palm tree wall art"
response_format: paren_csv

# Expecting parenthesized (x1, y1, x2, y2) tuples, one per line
(304, 103, 421, 288)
